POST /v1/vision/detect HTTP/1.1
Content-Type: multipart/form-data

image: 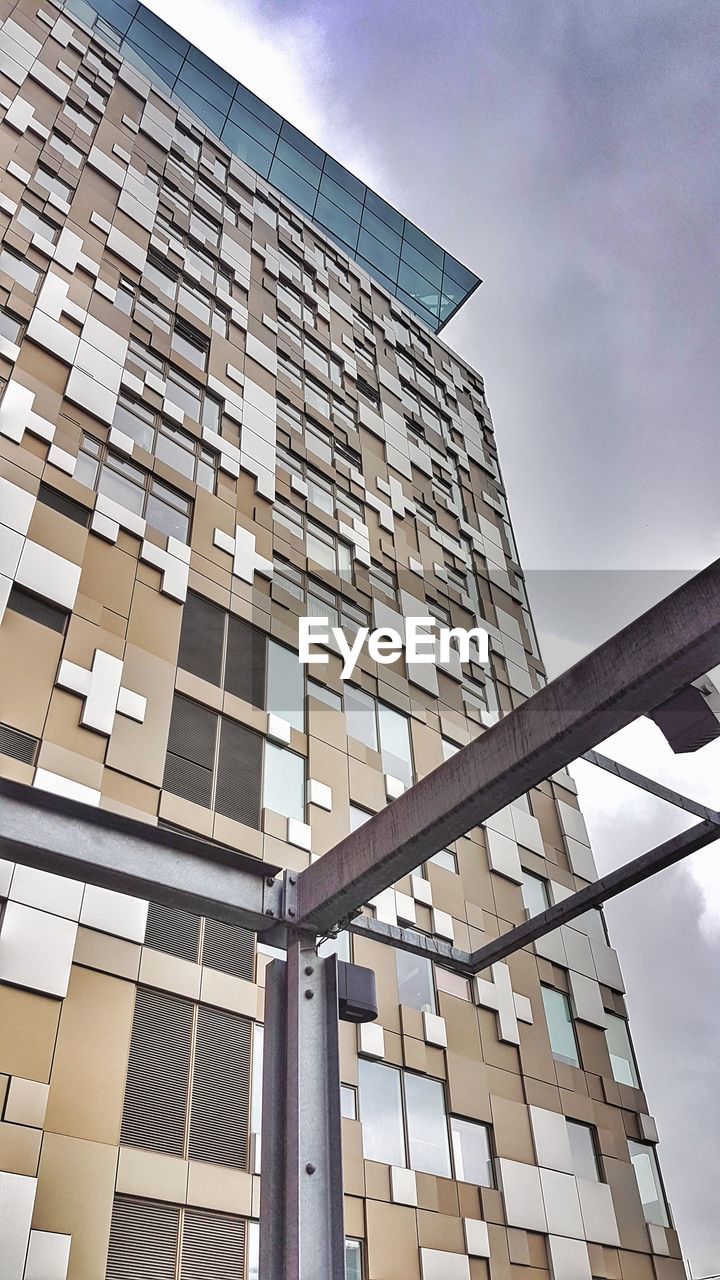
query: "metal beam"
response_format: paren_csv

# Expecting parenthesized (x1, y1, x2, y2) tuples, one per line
(467, 818, 720, 973)
(297, 558, 720, 933)
(348, 914, 474, 974)
(0, 776, 283, 931)
(259, 937, 345, 1280)
(582, 749, 720, 823)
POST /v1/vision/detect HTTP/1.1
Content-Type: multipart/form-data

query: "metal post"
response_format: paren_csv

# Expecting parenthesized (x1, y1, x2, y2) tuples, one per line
(259, 932, 345, 1280)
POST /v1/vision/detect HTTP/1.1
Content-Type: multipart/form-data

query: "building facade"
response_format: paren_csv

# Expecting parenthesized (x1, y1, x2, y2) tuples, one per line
(0, 1, 686, 1277)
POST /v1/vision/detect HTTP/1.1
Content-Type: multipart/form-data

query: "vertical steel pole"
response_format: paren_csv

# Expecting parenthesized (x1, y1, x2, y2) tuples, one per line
(259, 933, 345, 1280)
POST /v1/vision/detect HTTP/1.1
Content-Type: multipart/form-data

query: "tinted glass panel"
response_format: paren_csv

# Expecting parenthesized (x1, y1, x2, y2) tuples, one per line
(396, 950, 435, 1014)
(629, 1141, 669, 1227)
(267, 641, 304, 732)
(173, 83, 225, 135)
(542, 987, 580, 1067)
(358, 1060, 405, 1167)
(450, 1117, 493, 1186)
(405, 1073, 451, 1177)
(314, 194, 360, 250)
(269, 158, 317, 216)
(605, 1013, 639, 1087)
(568, 1121, 600, 1181)
(263, 744, 304, 821)
(220, 122, 272, 178)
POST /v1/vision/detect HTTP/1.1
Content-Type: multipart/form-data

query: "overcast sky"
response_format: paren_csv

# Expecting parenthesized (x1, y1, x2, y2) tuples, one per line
(142, 0, 719, 1268)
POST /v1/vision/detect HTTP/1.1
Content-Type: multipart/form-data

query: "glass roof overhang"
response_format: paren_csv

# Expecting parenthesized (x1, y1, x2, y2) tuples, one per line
(63, 0, 481, 332)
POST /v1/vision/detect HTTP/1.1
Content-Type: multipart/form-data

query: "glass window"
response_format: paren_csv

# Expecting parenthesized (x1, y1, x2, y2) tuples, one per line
(221, 120, 273, 178)
(345, 1239, 362, 1280)
(269, 157, 317, 216)
(341, 1086, 357, 1120)
(605, 1013, 639, 1088)
(172, 324, 208, 371)
(450, 1117, 494, 1186)
(166, 368, 202, 419)
(146, 256, 177, 298)
(98, 454, 145, 515)
(349, 805, 372, 832)
(17, 205, 60, 243)
(0, 250, 41, 292)
(113, 397, 155, 451)
(267, 641, 305, 733)
(314, 193, 360, 250)
(521, 872, 549, 917)
(629, 1141, 669, 1227)
(429, 849, 458, 874)
(358, 1060, 405, 1167)
(396, 950, 435, 1014)
(404, 1073, 451, 1177)
(146, 478, 191, 542)
(378, 703, 413, 785)
(344, 687, 377, 752)
(263, 743, 304, 822)
(542, 987, 580, 1068)
(0, 308, 22, 344)
(568, 1121, 601, 1181)
(309, 680, 342, 712)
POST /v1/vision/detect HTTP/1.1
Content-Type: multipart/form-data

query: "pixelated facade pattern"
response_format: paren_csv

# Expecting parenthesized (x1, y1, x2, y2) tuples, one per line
(0, 1, 684, 1277)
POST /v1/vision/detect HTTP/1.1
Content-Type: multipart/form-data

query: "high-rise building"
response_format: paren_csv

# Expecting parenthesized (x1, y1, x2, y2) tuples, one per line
(0, 1, 685, 1277)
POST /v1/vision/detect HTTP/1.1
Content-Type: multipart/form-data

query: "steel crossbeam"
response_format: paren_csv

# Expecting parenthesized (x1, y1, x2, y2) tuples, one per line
(295, 558, 720, 933)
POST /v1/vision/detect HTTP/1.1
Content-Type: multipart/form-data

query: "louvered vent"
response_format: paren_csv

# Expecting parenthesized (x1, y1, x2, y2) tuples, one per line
(105, 1197, 180, 1280)
(202, 918, 254, 982)
(181, 1208, 245, 1280)
(178, 591, 225, 687)
(167, 696, 218, 764)
(163, 696, 217, 807)
(121, 988, 193, 1156)
(188, 1007, 251, 1169)
(38, 482, 90, 527)
(0, 723, 38, 765)
(214, 718, 262, 829)
(7, 586, 67, 634)
(163, 755, 213, 808)
(225, 616, 266, 708)
(145, 902, 201, 963)
(356, 375, 380, 405)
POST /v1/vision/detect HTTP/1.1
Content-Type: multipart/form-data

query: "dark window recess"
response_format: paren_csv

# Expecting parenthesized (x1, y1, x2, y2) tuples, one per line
(38, 482, 90, 527)
(215, 717, 262, 828)
(120, 987, 193, 1156)
(106, 1197, 180, 1280)
(177, 591, 268, 707)
(356, 375, 380, 406)
(202, 917, 254, 981)
(178, 590, 225, 686)
(181, 1208, 246, 1280)
(188, 1006, 251, 1169)
(144, 901, 201, 962)
(163, 695, 217, 809)
(226, 614, 266, 707)
(0, 723, 38, 765)
(6, 586, 68, 634)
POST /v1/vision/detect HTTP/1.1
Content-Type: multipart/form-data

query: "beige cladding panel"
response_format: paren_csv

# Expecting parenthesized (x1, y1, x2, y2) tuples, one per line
(33, 1132, 118, 1280)
(44, 966, 136, 1146)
